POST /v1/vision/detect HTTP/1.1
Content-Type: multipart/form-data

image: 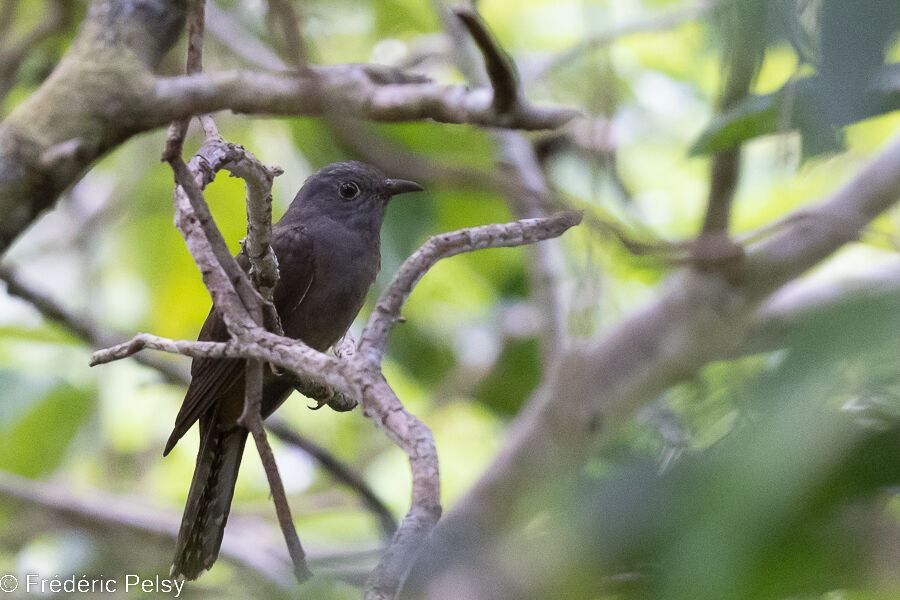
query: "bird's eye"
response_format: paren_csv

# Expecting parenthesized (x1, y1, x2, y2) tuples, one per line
(338, 181, 360, 199)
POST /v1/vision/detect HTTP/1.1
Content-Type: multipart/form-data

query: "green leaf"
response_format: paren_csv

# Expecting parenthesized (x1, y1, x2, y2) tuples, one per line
(0, 381, 94, 477)
(690, 63, 900, 157)
(475, 337, 541, 416)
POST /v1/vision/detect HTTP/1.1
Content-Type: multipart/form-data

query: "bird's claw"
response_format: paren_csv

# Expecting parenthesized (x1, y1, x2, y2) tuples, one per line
(306, 393, 357, 412)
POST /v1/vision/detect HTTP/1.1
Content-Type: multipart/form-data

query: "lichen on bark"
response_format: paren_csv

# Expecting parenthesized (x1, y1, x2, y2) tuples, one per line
(0, 0, 185, 252)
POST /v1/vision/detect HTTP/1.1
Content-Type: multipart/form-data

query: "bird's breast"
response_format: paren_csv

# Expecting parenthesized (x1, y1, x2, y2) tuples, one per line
(278, 230, 380, 351)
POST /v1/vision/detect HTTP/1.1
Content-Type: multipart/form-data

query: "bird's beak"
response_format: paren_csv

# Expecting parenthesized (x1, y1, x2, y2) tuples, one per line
(384, 178, 424, 197)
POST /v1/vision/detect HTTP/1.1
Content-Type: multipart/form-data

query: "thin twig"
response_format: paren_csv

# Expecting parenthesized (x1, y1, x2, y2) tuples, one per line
(162, 0, 207, 162)
(267, 0, 307, 69)
(240, 358, 312, 583)
(436, 1, 573, 366)
(453, 8, 519, 114)
(168, 129, 314, 581)
(698, 1, 765, 237)
(234, 159, 283, 299)
(169, 155, 265, 330)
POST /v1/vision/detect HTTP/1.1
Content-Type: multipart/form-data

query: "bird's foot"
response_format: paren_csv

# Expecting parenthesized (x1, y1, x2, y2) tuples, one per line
(300, 382, 359, 412)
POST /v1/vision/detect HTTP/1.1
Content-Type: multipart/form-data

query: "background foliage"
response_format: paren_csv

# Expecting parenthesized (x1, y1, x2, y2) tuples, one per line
(1, 0, 899, 598)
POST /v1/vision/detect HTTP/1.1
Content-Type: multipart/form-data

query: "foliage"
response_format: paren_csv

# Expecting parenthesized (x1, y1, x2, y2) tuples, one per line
(0, 0, 898, 598)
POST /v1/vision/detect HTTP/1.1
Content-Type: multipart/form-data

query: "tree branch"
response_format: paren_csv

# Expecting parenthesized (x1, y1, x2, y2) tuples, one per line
(406, 132, 900, 592)
(698, 2, 766, 239)
(240, 358, 313, 583)
(90, 209, 584, 597)
(0, 0, 187, 253)
(0, 469, 293, 586)
(0, 265, 190, 385)
(360, 376, 440, 600)
(358, 211, 583, 364)
(151, 66, 578, 130)
(266, 0, 307, 69)
(435, 1, 573, 367)
(0, 0, 576, 255)
(162, 0, 206, 161)
(453, 8, 519, 115)
(166, 104, 313, 579)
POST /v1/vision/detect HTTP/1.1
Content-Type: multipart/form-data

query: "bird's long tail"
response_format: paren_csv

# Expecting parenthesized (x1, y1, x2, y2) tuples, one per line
(170, 421, 247, 580)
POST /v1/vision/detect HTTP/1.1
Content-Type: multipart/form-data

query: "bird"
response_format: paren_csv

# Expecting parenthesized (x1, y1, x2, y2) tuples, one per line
(165, 161, 422, 580)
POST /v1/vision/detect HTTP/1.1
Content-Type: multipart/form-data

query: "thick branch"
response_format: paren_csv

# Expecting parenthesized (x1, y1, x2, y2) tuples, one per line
(0, 0, 187, 253)
(408, 133, 900, 590)
(151, 66, 577, 131)
(0, 2, 575, 255)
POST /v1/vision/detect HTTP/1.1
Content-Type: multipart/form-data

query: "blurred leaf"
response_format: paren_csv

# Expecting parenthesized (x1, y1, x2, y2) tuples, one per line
(0, 381, 93, 477)
(474, 337, 541, 416)
(386, 321, 456, 386)
(691, 63, 900, 157)
(0, 369, 54, 429)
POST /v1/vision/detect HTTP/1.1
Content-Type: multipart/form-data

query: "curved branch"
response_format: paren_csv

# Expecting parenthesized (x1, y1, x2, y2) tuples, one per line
(358, 211, 583, 364)
(359, 376, 440, 600)
(453, 8, 519, 114)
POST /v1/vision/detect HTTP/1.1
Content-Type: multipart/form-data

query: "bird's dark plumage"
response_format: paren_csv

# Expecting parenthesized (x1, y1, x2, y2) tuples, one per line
(167, 161, 422, 580)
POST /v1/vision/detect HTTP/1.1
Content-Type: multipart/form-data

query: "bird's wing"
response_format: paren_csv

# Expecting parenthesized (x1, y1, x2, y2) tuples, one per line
(163, 307, 243, 455)
(164, 227, 316, 455)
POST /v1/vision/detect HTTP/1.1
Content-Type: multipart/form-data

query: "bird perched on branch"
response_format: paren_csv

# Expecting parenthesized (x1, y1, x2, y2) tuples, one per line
(165, 161, 422, 580)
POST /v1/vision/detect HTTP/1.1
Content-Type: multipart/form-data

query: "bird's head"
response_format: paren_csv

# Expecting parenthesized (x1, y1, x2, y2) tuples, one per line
(286, 161, 422, 228)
